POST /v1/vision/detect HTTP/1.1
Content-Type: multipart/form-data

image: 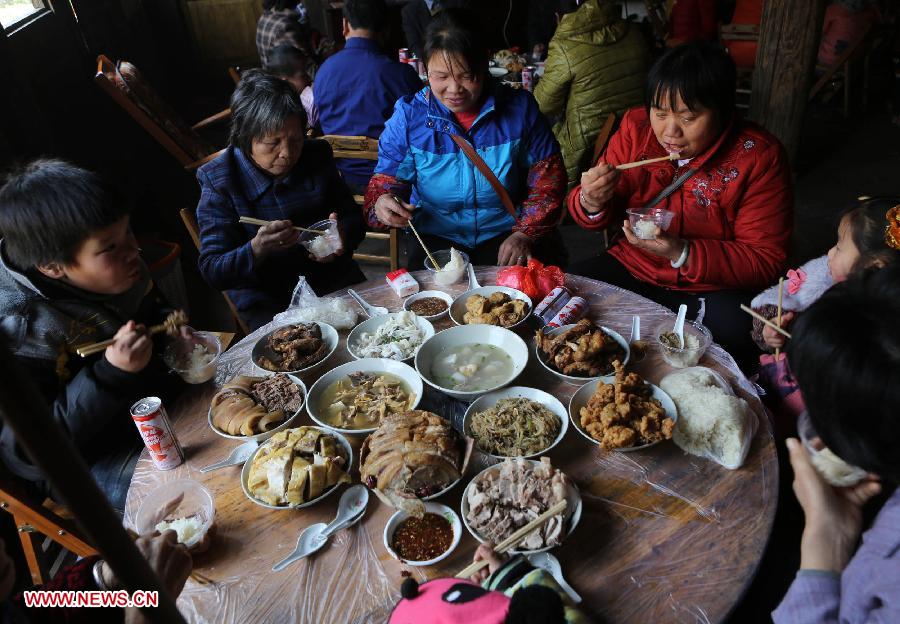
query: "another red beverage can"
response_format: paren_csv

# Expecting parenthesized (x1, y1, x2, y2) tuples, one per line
(398, 48, 410, 62)
(415, 58, 426, 78)
(130, 397, 184, 470)
(522, 66, 535, 92)
(548, 296, 588, 327)
(534, 286, 570, 324)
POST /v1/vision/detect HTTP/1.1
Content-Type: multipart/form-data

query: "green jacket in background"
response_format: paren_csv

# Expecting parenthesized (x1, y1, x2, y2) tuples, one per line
(534, 1, 651, 187)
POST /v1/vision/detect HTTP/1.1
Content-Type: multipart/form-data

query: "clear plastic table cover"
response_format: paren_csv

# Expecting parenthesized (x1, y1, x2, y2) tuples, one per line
(125, 267, 777, 623)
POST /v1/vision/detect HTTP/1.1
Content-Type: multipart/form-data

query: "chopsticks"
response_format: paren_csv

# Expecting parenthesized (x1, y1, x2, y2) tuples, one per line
(775, 277, 785, 359)
(616, 153, 677, 170)
(455, 499, 567, 579)
(74, 310, 188, 357)
(740, 304, 792, 339)
(238, 216, 324, 235)
(190, 571, 215, 586)
(391, 195, 440, 271)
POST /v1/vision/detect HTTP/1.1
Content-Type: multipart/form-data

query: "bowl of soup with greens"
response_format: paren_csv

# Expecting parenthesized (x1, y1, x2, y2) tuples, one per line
(415, 325, 528, 401)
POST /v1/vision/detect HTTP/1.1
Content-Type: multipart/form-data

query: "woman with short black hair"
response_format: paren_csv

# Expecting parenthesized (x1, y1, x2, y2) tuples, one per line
(196, 69, 365, 330)
(567, 42, 793, 369)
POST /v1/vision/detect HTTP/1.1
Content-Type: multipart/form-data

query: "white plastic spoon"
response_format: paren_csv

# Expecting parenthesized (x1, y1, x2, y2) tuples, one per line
(272, 522, 327, 572)
(198, 440, 259, 473)
(347, 289, 388, 318)
(467, 263, 481, 289)
(673, 304, 688, 349)
(526, 552, 581, 604)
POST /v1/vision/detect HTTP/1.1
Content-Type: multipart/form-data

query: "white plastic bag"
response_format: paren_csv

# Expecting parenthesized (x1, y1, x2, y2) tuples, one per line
(272, 277, 358, 329)
(659, 367, 757, 470)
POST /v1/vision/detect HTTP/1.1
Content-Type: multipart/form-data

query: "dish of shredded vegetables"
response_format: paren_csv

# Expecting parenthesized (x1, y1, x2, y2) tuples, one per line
(469, 398, 561, 457)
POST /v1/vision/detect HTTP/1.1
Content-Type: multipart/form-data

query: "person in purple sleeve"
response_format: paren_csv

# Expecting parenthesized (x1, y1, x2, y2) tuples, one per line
(773, 265, 900, 624)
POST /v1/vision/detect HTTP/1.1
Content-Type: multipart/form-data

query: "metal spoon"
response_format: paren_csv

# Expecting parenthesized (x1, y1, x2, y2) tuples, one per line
(347, 289, 388, 318)
(271, 486, 369, 572)
(467, 263, 481, 289)
(526, 552, 581, 604)
(628, 315, 648, 363)
(673, 304, 688, 349)
(272, 522, 327, 572)
(198, 440, 259, 473)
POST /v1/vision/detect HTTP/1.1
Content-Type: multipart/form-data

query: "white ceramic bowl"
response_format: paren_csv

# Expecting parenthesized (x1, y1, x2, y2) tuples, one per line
(251, 322, 339, 375)
(403, 290, 454, 321)
(463, 386, 568, 459)
(568, 377, 678, 451)
(135, 480, 215, 549)
(240, 426, 353, 510)
(306, 358, 424, 436)
(460, 460, 582, 555)
(383, 502, 462, 566)
(449, 286, 532, 330)
(208, 373, 307, 442)
(415, 324, 528, 401)
(534, 324, 630, 385)
(346, 312, 435, 362)
(488, 66, 508, 78)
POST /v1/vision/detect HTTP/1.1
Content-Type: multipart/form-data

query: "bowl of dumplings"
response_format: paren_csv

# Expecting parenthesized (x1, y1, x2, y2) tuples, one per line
(241, 426, 353, 509)
(449, 286, 531, 330)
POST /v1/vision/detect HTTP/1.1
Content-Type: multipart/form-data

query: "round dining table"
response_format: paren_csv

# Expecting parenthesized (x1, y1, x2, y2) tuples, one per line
(125, 267, 778, 624)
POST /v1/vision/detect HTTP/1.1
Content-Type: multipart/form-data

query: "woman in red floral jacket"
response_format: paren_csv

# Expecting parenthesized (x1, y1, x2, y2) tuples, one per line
(568, 42, 793, 369)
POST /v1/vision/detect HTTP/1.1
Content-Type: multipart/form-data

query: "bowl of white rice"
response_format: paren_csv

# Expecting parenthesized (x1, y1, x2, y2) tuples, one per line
(163, 331, 222, 384)
(300, 219, 341, 259)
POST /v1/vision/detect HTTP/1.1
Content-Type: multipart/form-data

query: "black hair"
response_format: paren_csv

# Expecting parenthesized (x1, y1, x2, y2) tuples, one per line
(786, 266, 900, 484)
(838, 196, 900, 272)
(645, 41, 736, 122)
(229, 69, 306, 156)
(423, 8, 488, 80)
(0, 159, 128, 268)
(342, 0, 387, 32)
(265, 44, 309, 78)
(505, 585, 565, 624)
(262, 0, 295, 10)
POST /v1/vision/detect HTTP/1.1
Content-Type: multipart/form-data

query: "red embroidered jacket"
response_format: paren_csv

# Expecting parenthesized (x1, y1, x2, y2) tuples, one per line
(568, 108, 793, 292)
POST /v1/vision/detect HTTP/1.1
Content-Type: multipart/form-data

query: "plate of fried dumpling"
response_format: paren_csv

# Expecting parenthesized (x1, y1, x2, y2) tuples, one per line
(449, 286, 531, 330)
(241, 427, 352, 509)
(208, 374, 306, 441)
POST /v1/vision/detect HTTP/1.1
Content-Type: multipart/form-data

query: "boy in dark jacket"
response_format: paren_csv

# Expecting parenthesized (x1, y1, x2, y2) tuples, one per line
(0, 159, 183, 514)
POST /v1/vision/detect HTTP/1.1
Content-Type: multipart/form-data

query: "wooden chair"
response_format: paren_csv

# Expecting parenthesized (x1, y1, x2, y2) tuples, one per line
(808, 23, 874, 119)
(320, 135, 399, 271)
(94, 55, 229, 171)
(179, 208, 251, 336)
(588, 113, 618, 249)
(0, 471, 96, 585)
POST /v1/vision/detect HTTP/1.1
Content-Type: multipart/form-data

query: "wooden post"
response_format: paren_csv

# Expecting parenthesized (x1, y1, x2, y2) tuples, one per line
(749, 0, 826, 163)
(0, 336, 186, 624)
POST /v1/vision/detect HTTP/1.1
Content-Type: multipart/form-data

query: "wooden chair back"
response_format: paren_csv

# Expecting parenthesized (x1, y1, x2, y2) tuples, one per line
(320, 135, 398, 271)
(179, 208, 251, 336)
(591, 113, 618, 166)
(808, 22, 874, 117)
(0, 469, 96, 584)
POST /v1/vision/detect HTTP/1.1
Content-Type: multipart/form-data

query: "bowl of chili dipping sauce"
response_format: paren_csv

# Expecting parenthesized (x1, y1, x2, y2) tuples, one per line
(384, 502, 461, 566)
(403, 290, 453, 321)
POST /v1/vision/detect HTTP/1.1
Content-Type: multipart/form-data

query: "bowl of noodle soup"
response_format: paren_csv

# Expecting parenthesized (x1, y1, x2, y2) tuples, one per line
(463, 386, 568, 459)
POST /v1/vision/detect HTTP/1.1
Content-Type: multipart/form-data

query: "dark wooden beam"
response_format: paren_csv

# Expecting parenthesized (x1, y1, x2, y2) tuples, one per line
(749, 0, 826, 163)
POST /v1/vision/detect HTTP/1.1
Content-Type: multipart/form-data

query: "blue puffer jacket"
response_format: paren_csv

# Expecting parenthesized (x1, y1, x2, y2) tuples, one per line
(365, 83, 567, 248)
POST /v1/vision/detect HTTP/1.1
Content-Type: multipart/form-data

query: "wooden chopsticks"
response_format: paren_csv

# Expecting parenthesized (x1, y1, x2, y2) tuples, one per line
(455, 499, 567, 579)
(616, 153, 678, 170)
(740, 304, 792, 339)
(74, 311, 188, 357)
(775, 277, 785, 359)
(238, 216, 324, 234)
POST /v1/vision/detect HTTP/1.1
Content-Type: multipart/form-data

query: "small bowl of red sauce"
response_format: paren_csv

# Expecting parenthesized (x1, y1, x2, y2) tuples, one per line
(384, 502, 461, 566)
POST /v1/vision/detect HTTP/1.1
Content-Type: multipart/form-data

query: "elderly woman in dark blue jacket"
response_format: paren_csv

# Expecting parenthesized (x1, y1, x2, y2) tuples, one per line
(197, 70, 366, 330)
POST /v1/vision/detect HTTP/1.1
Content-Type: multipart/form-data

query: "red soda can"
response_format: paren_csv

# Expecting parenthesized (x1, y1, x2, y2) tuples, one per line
(522, 66, 535, 92)
(130, 397, 184, 470)
(399, 48, 410, 62)
(548, 296, 588, 328)
(416, 58, 426, 78)
(534, 286, 570, 323)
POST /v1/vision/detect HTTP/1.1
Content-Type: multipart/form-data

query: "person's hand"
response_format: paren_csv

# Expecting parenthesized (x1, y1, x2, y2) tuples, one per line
(310, 213, 345, 264)
(105, 321, 153, 374)
(622, 219, 686, 263)
(763, 311, 795, 350)
(579, 162, 620, 212)
(470, 543, 508, 584)
(118, 531, 192, 624)
(0, 539, 15, 602)
(250, 219, 300, 261)
(498, 232, 533, 266)
(786, 438, 882, 573)
(374, 194, 414, 228)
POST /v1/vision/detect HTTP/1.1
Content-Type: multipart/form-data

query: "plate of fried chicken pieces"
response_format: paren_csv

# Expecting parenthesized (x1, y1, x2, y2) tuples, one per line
(535, 319, 630, 383)
(451, 287, 531, 329)
(569, 362, 677, 451)
(252, 322, 337, 374)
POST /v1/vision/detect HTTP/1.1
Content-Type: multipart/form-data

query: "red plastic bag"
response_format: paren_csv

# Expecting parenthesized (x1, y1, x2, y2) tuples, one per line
(496, 259, 565, 302)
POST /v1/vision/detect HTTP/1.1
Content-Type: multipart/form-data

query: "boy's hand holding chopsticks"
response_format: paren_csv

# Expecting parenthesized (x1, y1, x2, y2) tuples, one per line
(104, 320, 153, 373)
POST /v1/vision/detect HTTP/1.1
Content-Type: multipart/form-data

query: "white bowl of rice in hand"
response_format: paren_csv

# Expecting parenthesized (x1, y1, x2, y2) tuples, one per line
(463, 386, 568, 459)
(163, 331, 221, 384)
(300, 218, 342, 259)
(347, 311, 435, 361)
(797, 411, 868, 487)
